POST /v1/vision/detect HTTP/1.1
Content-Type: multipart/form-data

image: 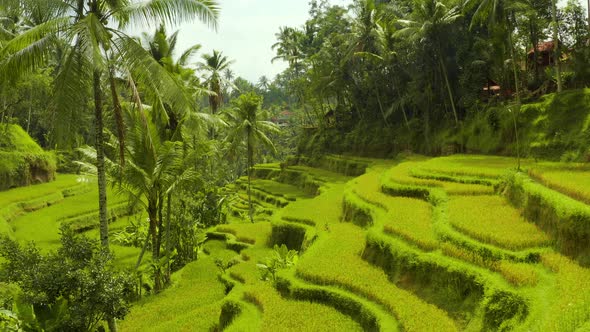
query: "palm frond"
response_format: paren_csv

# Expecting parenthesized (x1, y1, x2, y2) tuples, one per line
(121, 0, 219, 30)
(0, 17, 68, 80)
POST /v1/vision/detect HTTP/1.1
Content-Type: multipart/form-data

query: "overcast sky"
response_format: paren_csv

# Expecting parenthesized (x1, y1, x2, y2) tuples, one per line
(162, 0, 354, 84)
(135, 0, 586, 84)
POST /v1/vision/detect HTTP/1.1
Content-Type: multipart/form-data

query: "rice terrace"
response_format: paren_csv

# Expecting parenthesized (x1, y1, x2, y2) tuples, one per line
(1, 0, 590, 331)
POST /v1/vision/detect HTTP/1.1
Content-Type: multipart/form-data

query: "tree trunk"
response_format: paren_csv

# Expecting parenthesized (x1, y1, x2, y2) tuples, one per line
(551, 0, 563, 93)
(165, 192, 172, 280)
(507, 17, 521, 106)
(438, 55, 459, 126)
(107, 318, 118, 332)
(148, 203, 161, 292)
(27, 87, 32, 134)
(530, 22, 540, 83)
(93, 70, 109, 250)
(374, 85, 389, 126)
(135, 233, 150, 270)
(108, 66, 126, 166)
(247, 131, 254, 223)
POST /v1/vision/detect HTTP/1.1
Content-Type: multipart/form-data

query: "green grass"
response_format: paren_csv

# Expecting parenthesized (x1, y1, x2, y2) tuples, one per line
(243, 282, 363, 332)
(440, 243, 539, 287)
(529, 167, 590, 204)
(0, 174, 81, 205)
(415, 155, 531, 178)
(0, 123, 43, 152)
(348, 167, 439, 250)
(533, 253, 590, 331)
(503, 172, 590, 262)
(120, 256, 226, 332)
(280, 183, 346, 227)
(216, 222, 272, 245)
(10, 184, 128, 250)
(296, 223, 457, 332)
(245, 178, 311, 200)
(385, 160, 494, 195)
(8, 154, 590, 331)
(0, 124, 57, 190)
(447, 195, 551, 250)
(288, 165, 351, 184)
(381, 197, 438, 251)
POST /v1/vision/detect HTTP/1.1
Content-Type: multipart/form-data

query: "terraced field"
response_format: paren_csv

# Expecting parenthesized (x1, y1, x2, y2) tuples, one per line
(0, 174, 142, 266)
(3, 154, 590, 331)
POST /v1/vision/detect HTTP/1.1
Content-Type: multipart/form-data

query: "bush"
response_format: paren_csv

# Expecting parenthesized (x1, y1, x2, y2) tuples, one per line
(0, 226, 134, 331)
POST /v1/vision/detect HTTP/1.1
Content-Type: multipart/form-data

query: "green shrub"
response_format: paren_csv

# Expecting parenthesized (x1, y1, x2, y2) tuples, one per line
(483, 291, 528, 331)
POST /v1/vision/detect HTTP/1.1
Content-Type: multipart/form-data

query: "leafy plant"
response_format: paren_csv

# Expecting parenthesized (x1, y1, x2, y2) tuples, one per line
(257, 245, 299, 282)
(0, 226, 134, 331)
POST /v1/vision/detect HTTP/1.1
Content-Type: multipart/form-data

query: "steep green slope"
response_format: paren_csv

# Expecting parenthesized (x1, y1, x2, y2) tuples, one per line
(0, 124, 56, 190)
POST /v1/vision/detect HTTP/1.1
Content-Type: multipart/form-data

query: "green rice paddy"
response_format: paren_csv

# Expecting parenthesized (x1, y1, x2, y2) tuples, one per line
(3, 154, 590, 331)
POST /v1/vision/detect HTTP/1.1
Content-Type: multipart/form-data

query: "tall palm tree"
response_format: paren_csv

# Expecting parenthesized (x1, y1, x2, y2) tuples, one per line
(199, 50, 234, 114)
(272, 26, 305, 74)
(0, 0, 219, 253)
(110, 106, 196, 292)
(550, 0, 563, 92)
(142, 24, 208, 136)
(224, 93, 279, 223)
(470, 0, 523, 105)
(143, 24, 202, 76)
(397, 0, 462, 126)
(257, 75, 270, 91)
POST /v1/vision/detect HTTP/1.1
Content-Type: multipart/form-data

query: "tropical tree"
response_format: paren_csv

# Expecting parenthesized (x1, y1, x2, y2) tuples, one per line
(257, 75, 270, 91)
(224, 93, 279, 223)
(104, 106, 196, 292)
(0, 0, 219, 254)
(550, 0, 563, 92)
(143, 24, 202, 77)
(397, 0, 462, 126)
(470, 0, 523, 105)
(272, 26, 306, 74)
(199, 50, 234, 114)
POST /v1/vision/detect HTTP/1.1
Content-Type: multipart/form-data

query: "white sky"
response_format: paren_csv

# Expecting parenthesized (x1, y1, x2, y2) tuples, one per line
(168, 0, 354, 84)
(135, 0, 586, 84)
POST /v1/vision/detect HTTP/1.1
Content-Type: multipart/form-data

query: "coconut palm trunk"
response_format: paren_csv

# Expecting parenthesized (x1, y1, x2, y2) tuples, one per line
(551, 0, 563, 93)
(507, 21, 521, 106)
(247, 129, 254, 223)
(148, 201, 162, 291)
(438, 55, 459, 126)
(93, 70, 109, 250)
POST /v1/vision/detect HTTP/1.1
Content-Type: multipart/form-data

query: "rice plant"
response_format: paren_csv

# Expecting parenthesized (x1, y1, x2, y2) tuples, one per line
(448, 195, 551, 250)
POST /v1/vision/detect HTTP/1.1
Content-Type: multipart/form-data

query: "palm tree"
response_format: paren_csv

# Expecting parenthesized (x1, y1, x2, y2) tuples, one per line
(272, 26, 305, 74)
(199, 50, 234, 114)
(470, 0, 523, 105)
(142, 24, 208, 136)
(224, 93, 279, 223)
(257, 75, 270, 91)
(397, 0, 462, 126)
(143, 24, 202, 76)
(550, 0, 563, 92)
(109, 106, 197, 292)
(0, 0, 219, 253)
